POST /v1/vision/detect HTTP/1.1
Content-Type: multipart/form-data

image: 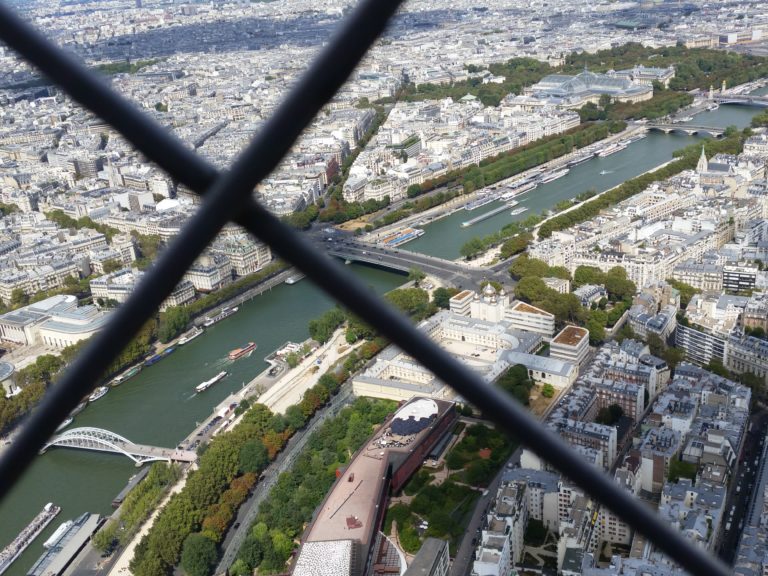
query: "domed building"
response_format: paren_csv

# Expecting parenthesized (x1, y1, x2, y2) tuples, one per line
(470, 282, 509, 323)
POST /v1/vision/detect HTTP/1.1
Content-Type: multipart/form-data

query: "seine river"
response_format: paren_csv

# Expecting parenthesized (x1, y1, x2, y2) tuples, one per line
(1, 90, 767, 576)
(402, 97, 768, 260)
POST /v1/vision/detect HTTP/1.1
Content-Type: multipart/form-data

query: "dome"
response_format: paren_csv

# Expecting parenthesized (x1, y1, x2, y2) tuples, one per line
(482, 283, 497, 297)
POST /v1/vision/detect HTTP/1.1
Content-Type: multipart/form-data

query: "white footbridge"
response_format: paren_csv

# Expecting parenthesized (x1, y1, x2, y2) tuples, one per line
(42, 427, 197, 465)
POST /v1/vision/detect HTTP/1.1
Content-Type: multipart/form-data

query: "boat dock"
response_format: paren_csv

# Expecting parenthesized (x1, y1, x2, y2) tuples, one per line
(112, 467, 150, 508)
(0, 503, 60, 576)
(380, 227, 424, 247)
(461, 204, 507, 227)
(27, 513, 102, 576)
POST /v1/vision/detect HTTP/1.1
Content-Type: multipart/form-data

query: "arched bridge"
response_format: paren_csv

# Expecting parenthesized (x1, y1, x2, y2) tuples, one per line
(711, 94, 768, 107)
(42, 427, 197, 465)
(646, 124, 724, 137)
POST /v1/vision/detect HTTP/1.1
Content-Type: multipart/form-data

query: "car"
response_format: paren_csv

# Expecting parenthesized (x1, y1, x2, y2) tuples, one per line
(234, 522, 241, 529)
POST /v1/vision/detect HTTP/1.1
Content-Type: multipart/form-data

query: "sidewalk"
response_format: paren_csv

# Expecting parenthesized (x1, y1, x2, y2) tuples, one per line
(107, 467, 189, 576)
(257, 329, 360, 414)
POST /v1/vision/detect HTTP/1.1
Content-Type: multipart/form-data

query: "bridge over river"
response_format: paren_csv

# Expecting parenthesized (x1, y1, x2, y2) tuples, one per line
(711, 93, 768, 107)
(326, 239, 511, 288)
(646, 123, 725, 137)
(42, 427, 197, 465)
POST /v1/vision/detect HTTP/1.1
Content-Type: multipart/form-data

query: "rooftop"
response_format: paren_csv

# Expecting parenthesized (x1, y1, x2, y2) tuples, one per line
(552, 325, 589, 347)
(302, 398, 454, 553)
(510, 301, 553, 317)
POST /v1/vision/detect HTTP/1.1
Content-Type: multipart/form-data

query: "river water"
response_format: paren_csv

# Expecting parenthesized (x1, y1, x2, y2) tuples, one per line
(1, 91, 767, 576)
(0, 264, 405, 576)
(403, 95, 768, 260)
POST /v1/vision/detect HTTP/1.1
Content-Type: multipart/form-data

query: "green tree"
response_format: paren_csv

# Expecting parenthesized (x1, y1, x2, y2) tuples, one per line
(499, 232, 532, 259)
(432, 287, 459, 309)
(509, 255, 550, 279)
(285, 405, 307, 430)
(595, 404, 623, 425)
(10, 288, 28, 307)
(706, 359, 731, 378)
(239, 439, 269, 474)
(285, 352, 300, 368)
(460, 237, 486, 260)
(407, 267, 427, 287)
(541, 383, 555, 398)
(180, 533, 217, 576)
(662, 346, 685, 369)
(604, 267, 636, 301)
(514, 276, 548, 303)
(586, 316, 606, 345)
(573, 266, 605, 288)
(308, 308, 345, 344)
(102, 259, 123, 274)
(646, 333, 666, 357)
(157, 306, 190, 343)
(92, 521, 118, 553)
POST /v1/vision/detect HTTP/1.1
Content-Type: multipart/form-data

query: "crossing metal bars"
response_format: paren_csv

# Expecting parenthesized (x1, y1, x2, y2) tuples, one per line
(0, 3, 731, 575)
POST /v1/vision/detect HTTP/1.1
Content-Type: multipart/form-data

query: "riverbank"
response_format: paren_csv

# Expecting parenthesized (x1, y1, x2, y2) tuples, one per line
(532, 158, 678, 236)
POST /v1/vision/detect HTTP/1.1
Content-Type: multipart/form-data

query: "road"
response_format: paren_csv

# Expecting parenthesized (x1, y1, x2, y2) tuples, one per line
(326, 238, 508, 288)
(717, 407, 768, 563)
(215, 385, 355, 573)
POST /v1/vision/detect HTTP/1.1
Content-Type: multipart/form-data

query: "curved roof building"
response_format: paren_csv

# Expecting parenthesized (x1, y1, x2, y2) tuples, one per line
(527, 70, 653, 107)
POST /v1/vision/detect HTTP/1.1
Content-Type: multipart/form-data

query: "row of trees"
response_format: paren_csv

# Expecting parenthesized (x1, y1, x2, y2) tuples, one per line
(537, 130, 747, 239)
(579, 91, 694, 123)
(93, 463, 183, 553)
(368, 188, 462, 231)
(308, 287, 442, 346)
(462, 121, 626, 194)
(231, 398, 396, 576)
(129, 404, 295, 576)
(285, 119, 624, 233)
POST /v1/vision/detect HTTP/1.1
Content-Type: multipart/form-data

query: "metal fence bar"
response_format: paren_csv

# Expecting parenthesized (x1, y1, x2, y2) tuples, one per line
(0, 5, 732, 576)
(0, 0, 403, 501)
